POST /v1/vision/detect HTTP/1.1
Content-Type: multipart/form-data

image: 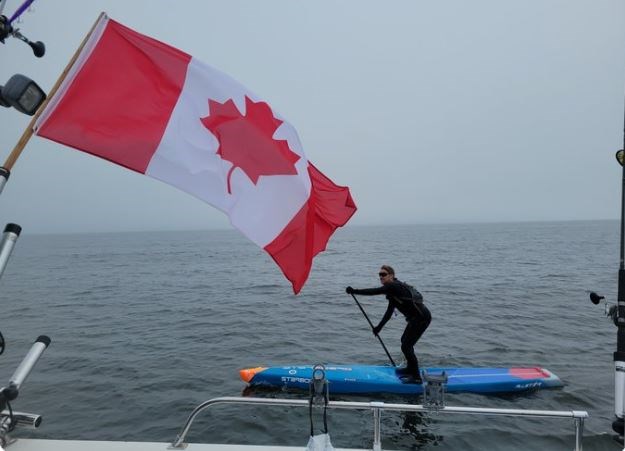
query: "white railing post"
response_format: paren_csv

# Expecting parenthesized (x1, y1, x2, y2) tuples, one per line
(371, 401, 383, 451)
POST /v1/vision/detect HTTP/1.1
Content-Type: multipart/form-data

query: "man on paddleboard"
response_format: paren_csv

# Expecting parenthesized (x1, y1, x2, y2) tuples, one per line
(346, 265, 431, 384)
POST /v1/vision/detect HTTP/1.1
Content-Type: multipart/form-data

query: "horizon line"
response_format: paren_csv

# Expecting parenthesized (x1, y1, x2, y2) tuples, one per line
(17, 217, 619, 237)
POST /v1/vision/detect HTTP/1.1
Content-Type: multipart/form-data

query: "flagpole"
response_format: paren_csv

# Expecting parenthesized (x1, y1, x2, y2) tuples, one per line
(1, 11, 106, 177)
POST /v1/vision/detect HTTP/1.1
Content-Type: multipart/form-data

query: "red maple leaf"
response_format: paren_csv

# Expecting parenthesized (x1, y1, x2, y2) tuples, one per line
(200, 96, 301, 194)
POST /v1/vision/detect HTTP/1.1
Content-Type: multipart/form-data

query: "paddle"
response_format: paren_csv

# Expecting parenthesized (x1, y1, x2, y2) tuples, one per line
(349, 293, 396, 367)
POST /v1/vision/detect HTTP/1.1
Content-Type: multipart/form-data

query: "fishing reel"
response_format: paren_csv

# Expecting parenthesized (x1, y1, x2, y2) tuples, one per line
(0, 14, 44, 57)
(0, 2, 47, 116)
(590, 292, 618, 326)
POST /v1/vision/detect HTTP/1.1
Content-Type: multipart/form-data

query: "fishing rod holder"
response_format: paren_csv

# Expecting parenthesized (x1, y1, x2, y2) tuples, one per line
(422, 370, 448, 411)
(0, 335, 50, 448)
(0, 223, 21, 282)
(0, 167, 9, 196)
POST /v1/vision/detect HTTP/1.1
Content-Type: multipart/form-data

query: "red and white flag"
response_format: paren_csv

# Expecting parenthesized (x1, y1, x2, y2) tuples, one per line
(34, 15, 356, 294)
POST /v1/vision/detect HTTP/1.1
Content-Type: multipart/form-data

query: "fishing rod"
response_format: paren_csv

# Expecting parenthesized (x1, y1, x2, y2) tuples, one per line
(590, 107, 625, 441)
(613, 104, 625, 439)
(349, 293, 396, 367)
(7, 0, 34, 24)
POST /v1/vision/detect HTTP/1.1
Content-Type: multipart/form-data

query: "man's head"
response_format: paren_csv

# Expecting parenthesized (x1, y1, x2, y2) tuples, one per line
(379, 265, 395, 284)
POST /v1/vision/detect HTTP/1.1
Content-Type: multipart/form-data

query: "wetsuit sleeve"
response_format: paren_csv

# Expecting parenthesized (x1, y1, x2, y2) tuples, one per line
(375, 301, 394, 331)
(352, 286, 388, 296)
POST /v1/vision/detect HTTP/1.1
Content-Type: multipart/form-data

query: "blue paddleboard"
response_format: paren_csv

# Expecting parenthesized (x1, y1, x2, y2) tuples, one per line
(240, 365, 563, 395)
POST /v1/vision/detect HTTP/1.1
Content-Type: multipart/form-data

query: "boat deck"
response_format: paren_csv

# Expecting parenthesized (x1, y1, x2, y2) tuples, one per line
(9, 440, 378, 451)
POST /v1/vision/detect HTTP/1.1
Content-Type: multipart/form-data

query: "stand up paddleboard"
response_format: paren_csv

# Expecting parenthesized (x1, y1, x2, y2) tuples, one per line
(240, 365, 563, 395)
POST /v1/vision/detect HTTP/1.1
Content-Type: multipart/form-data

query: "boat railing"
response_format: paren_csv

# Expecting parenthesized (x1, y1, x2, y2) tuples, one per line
(170, 396, 589, 451)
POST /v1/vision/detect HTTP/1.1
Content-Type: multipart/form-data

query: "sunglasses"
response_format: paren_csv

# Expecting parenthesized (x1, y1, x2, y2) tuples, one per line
(378, 272, 389, 277)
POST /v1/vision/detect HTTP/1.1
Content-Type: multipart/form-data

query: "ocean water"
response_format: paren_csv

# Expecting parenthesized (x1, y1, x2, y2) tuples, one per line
(0, 220, 621, 450)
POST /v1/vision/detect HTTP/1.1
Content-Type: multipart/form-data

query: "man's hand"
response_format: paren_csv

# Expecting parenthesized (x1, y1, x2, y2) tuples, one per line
(345, 286, 354, 294)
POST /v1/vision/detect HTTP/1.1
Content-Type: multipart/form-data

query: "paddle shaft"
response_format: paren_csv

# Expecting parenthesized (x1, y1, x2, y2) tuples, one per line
(349, 293, 396, 367)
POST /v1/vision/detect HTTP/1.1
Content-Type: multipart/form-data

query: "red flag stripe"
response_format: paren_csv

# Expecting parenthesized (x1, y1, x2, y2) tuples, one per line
(37, 18, 191, 174)
(265, 163, 357, 294)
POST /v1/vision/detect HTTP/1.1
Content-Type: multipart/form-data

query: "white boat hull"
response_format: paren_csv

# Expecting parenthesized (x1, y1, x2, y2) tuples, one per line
(8, 439, 378, 451)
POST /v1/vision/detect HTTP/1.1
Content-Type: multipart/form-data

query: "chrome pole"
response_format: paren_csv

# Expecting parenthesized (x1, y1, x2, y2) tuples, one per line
(574, 416, 584, 451)
(0, 223, 21, 280)
(170, 396, 589, 449)
(0, 168, 10, 196)
(8, 335, 50, 390)
(0, 336, 50, 447)
(372, 406, 382, 451)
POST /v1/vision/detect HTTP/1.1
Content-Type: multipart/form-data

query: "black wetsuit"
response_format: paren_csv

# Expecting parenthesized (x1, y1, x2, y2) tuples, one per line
(352, 279, 431, 378)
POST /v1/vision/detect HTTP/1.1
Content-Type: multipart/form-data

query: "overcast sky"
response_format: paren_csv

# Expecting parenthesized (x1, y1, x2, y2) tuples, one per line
(0, 0, 623, 234)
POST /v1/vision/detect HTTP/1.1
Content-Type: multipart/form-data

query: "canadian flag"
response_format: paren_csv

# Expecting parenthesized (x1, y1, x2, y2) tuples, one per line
(34, 15, 356, 294)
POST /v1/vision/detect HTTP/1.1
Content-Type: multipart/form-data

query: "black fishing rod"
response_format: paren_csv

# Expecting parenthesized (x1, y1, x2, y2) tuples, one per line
(613, 104, 625, 438)
(591, 92, 625, 442)
(349, 293, 396, 367)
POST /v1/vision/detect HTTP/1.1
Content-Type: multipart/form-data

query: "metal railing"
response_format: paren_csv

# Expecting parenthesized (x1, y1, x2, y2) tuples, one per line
(170, 396, 588, 451)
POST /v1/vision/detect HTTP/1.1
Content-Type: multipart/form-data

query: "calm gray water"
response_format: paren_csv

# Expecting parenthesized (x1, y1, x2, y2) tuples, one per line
(0, 221, 621, 450)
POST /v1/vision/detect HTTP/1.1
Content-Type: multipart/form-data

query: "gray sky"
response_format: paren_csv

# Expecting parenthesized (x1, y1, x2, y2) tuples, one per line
(0, 0, 623, 234)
